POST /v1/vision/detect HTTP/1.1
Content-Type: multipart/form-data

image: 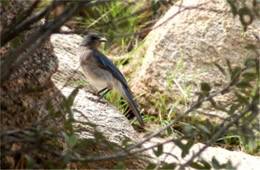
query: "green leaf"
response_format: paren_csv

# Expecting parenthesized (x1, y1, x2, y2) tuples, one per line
(1, 0, 8, 5)
(200, 159, 212, 169)
(231, 66, 241, 79)
(244, 58, 256, 67)
(190, 161, 211, 169)
(247, 138, 256, 152)
(255, 59, 259, 75)
(114, 161, 127, 169)
(244, 44, 257, 50)
(64, 133, 69, 145)
(25, 154, 35, 169)
(64, 119, 73, 133)
(61, 86, 82, 120)
(77, 139, 95, 148)
(214, 63, 226, 76)
(122, 138, 131, 147)
(153, 144, 163, 157)
(67, 86, 80, 105)
(226, 59, 233, 75)
(201, 82, 211, 92)
(175, 140, 185, 150)
(47, 101, 62, 118)
(217, 135, 241, 142)
(222, 160, 235, 169)
(212, 158, 235, 169)
(190, 162, 205, 169)
(158, 163, 176, 169)
(10, 34, 25, 50)
(166, 127, 174, 136)
(228, 104, 240, 114)
(242, 72, 257, 81)
(68, 135, 78, 149)
(236, 81, 252, 88)
(63, 153, 71, 166)
(181, 139, 194, 158)
(212, 157, 221, 169)
(197, 124, 211, 135)
(235, 92, 249, 104)
(94, 130, 104, 140)
(146, 163, 157, 170)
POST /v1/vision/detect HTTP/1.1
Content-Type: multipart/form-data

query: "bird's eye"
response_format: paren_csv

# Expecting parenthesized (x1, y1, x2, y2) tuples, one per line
(92, 37, 99, 40)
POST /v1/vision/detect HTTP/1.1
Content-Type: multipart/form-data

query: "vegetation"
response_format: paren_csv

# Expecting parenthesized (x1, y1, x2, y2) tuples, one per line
(0, 0, 259, 169)
(75, 0, 170, 51)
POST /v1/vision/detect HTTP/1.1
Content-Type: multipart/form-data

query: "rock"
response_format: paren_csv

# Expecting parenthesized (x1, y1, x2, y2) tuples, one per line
(61, 87, 138, 144)
(130, 0, 260, 115)
(144, 137, 260, 170)
(0, 0, 62, 168)
(0, 0, 59, 142)
(61, 87, 147, 169)
(50, 28, 86, 88)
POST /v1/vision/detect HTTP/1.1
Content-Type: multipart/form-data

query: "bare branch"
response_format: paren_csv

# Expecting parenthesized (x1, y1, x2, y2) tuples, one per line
(0, 0, 64, 46)
(2, 0, 41, 42)
(0, 1, 88, 82)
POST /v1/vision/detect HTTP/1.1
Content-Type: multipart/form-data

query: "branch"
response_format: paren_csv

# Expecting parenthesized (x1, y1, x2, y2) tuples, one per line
(4, 0, 41, 38)
(0, 0, 64, 46)
(0, 1, 87, 82)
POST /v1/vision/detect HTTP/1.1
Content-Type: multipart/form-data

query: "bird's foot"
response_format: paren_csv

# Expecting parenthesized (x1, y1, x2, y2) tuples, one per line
(88, 88, 111, 104)
(88, 96, 107, 104)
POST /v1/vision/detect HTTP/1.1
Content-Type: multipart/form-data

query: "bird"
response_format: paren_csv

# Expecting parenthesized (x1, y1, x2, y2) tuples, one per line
(79, 33, 144, 127)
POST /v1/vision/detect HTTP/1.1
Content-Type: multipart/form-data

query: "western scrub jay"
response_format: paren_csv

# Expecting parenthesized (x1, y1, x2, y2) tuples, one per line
(79, 33, 144, 127)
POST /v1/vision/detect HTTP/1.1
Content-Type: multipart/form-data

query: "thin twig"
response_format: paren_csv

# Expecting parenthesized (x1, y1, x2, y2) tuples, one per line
(4, 0, 41, 39)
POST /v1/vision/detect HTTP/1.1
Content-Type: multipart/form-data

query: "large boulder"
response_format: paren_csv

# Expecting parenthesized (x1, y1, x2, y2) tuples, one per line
(130, 0, 259, 115)
(0, 0, 61, 168)
(0, 1, 59, 131)
(50, 28, 86, 88)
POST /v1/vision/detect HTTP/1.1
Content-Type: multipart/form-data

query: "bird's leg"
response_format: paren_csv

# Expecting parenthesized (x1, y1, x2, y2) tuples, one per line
(89, 88, 111, 104)
(97, 88, 111, 101)
(97, 88, 108, 96)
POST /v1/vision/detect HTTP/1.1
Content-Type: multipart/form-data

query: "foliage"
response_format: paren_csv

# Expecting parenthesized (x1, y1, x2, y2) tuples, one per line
(71, 0, 170, 53)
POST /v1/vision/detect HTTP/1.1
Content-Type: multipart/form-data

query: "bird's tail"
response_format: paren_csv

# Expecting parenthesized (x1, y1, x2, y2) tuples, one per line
(116, 83, 144, 127)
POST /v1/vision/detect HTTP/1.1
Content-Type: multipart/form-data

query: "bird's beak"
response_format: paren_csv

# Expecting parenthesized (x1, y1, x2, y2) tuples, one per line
(99, 37, 107, 42)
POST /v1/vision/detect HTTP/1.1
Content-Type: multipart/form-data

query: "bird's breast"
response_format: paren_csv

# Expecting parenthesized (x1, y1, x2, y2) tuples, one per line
(81, 64, 114, 91)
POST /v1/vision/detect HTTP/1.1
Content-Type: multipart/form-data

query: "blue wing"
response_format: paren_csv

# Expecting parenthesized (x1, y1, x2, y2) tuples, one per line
(92, 49, 128, 86)
(92, 49, 144, 126)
